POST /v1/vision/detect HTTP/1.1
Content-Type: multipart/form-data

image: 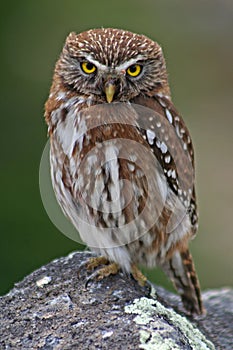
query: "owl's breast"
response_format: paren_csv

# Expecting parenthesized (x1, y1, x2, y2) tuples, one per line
(50, 102, 192, 263)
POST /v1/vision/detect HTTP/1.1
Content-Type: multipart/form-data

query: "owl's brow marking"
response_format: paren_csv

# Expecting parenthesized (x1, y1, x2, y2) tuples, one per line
(84, 54, 145, 73)
(115, 56, 145, 72)
(84, 55, 107, 71)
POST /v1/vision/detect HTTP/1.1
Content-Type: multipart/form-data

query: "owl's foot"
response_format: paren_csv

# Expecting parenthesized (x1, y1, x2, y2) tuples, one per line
(85, 262, 119, 287)
(86, 256, 109, 270)
(77, 255, 108, 276)
(78, 255, 120, 287)
(131, 264, 147, 286)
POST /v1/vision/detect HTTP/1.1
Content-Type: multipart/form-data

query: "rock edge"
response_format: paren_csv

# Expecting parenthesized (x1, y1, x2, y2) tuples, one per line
(0, 251, 232, 349)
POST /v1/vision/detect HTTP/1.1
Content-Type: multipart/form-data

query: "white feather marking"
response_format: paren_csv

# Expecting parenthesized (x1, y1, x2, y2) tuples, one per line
(56, 92, 67, 101)
(146, 129, 156, 145)
(156, 172, 168, 203)
(104, 145, 122, 214)
(165, 108, 173, 124)
(136, 169, 144, 178)
(127, 163, 135, 172)
(165, 155, 171, 163)
(175, 125, 183, 139)
(129, 154, 137, 162)
(158, 99, 167, 107)
(84, 55, 108, 71)
(91, 174, 105, 210)
(115, 55, 145, 71)
(160, 142, 168, 154)
(165, 109, 173, 124)
(55, 107, 87, 157)
(171, 170, 176, 179)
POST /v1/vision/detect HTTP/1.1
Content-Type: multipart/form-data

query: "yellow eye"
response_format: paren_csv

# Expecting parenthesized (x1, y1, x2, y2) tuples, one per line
(81, 62, 96, 74)
(126, 64, 142, 77)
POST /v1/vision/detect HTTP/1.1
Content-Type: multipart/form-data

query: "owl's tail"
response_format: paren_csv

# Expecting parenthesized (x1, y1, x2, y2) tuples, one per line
(161, 248, 204, 315)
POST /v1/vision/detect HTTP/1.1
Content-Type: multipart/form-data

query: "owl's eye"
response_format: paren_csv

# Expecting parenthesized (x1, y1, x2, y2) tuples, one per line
(126, 64, 142, 77)
(81, 62, 97, 74)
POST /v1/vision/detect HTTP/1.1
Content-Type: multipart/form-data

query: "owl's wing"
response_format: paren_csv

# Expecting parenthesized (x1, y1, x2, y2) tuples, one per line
(131, 94, 198, 234)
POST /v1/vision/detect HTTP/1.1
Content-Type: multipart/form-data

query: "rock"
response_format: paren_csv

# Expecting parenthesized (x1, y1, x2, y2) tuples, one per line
(0, 251, 232, 349)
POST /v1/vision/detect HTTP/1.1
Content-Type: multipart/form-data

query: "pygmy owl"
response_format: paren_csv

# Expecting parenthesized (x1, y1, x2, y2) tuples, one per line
(45, 28, 204, 314)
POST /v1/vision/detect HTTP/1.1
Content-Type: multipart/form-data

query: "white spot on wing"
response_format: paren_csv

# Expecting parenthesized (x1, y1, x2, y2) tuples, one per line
(160, 142, 167, 154)
(127, 163, 135, 172)
(165, 109, 173, 124)
(146, 129, 156, 145)
(171, 170, 176, 179)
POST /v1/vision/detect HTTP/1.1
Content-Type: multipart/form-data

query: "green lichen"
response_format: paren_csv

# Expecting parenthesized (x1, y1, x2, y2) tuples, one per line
(139, 330, 151, 343)
(125, 297, 215, 350)
(139, 330, 180, 350)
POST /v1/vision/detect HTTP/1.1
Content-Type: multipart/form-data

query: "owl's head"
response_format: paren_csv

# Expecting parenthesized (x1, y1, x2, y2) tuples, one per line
(55, 28, 169, 103)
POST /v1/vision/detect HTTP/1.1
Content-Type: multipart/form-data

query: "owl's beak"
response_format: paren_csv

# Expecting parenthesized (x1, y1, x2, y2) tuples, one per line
(104, 81, 116, 103)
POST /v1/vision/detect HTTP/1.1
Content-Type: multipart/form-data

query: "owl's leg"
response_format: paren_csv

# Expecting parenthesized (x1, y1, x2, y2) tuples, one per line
(131, 264, 147, 286)
(161, 248, 204, 315)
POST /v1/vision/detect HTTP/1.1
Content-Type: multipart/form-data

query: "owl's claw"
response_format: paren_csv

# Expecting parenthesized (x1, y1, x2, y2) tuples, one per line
(130, 264, 147, 286)
(84, 262, 119, 288)
(77, 255, 108, 276)
(77, 255, 120, 287)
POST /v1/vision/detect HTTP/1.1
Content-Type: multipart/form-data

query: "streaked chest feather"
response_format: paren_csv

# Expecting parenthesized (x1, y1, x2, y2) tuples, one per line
(49, 102, 192, 267)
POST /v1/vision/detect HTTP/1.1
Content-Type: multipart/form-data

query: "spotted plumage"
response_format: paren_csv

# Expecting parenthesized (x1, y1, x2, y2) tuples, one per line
(45, 28, 203, 314)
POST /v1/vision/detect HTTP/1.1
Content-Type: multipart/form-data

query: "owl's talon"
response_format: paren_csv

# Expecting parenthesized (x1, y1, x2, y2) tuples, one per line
(85, 262, 119, 288)
(131, 264, 147, 286)
(77, 255, 109, 276)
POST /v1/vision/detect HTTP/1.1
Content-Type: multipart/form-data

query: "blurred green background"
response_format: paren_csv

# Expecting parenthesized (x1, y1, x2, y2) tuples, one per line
(1, 0, 233, 295)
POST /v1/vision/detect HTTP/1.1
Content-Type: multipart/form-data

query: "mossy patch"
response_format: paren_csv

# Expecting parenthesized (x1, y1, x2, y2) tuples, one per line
(125, 297, 215, 350)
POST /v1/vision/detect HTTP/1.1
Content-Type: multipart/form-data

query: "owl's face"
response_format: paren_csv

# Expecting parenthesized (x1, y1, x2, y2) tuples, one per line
(55, 28, 169, 103)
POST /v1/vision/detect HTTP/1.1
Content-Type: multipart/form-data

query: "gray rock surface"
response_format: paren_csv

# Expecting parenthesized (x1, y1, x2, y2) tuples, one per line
(0, 251, 232, 349)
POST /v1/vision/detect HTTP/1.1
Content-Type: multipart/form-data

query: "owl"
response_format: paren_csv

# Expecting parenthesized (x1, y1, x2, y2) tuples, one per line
(45, 28, 204, 315)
